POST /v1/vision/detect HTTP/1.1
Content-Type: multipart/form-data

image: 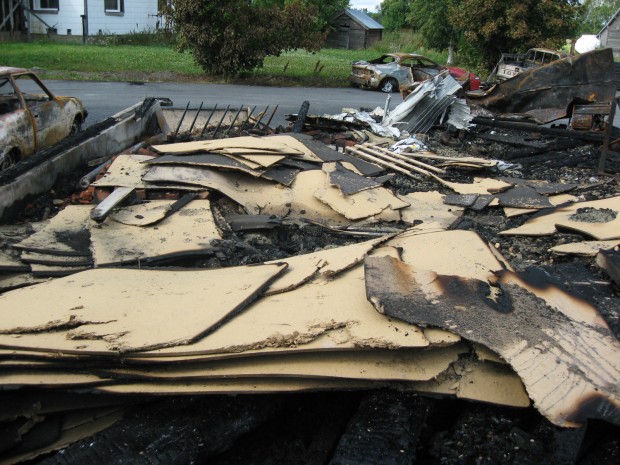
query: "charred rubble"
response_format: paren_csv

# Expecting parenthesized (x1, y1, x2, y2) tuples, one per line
(0, 49, 619, 465)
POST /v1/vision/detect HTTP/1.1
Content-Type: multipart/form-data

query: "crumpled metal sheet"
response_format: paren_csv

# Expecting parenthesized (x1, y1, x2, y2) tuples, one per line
(383, 72, 463, 134)
(467, 48, 616, 118)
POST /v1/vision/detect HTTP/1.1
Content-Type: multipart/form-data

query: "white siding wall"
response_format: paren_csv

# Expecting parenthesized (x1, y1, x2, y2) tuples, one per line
(30, 0, 159, 36)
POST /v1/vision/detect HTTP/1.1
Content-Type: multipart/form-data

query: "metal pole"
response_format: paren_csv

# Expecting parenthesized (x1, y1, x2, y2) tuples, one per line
(211, 105, 230, 139)
(173, 101, 191, 140)
(187, 101, 203, 135)
(199, 103, 218, 138)
(224, 105, 244, 137)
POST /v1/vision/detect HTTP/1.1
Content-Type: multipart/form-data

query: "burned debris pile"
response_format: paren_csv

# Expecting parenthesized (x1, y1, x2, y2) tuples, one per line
(1, 49, 620, 465)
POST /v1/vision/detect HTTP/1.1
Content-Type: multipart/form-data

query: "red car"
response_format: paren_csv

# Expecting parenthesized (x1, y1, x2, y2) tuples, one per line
(349, 53, 481, 93)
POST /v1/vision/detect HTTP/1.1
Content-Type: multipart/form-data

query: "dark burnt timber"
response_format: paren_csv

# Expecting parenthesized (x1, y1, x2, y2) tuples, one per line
(32, 396, 284, 465)
(472, 117, 606, 143)
(329, 391, 429, 465)
(597, 250, 620, 288)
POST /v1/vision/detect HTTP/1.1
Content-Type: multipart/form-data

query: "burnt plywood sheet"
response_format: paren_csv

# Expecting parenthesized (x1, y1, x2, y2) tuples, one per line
(501, 195, 620, 240)
(99, 344, 467, 382)
(144, 153, 265, 176)
(13, 206, 92, 256)
(30, 264, 89, 278)
(0, 249, 30, 272)
(260, 165, 300, 186)
(0, 259, 429, 357)
(498, 177, 578, 195)
(0, 263, 287, 352)
(407, 359, 530, 408)
(0, 273, 44, 293)
(107, 200, 178, 226)
(495, 186, 554, 209)
(386, 230, 506, 280)
(90, 201, 222, 266)
(398, 192, 464, 230)
(504, 194, 579, 218)
(550, 240, 620, 256)
(597, 249, 620, 288)
(325, 163, 382, 195)
(20, 252, 92, 267)
(153, 136, 305, 158)
(143, 165, 289, 216)
(0, 408, 124, 465)
(96, 377, 383, 395)
(364, 255, 620, 427)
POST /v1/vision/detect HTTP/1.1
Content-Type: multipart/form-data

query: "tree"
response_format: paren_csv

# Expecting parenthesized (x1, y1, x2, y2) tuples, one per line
(379, 0, 411, 31)
(450, 0, 583, 69)
(580, 0, 620, 33)
(173, 0, 334, 76)
(406, 0, 462, 63)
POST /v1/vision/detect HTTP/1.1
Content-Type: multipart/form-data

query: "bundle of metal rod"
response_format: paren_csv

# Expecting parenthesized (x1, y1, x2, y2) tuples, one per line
(345, 146, 439, 180)
(359, 144, 446, 175)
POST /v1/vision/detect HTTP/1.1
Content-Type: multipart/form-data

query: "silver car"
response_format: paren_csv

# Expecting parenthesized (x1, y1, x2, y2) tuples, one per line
(0, 67, 87, 171)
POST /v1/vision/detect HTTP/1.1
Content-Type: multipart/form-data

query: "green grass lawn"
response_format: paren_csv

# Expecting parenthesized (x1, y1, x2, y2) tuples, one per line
(0, 33, 451, 87)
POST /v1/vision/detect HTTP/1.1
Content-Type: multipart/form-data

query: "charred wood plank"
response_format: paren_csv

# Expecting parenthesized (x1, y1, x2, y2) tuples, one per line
(33, 396, 284, 465)
(328, 390, 430, 465)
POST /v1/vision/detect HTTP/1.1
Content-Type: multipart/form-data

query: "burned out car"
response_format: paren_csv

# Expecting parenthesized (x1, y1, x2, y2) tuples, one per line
(0, 67, 87, 171)
(348, 53, 480, 93)
(486, 48, 565, 84)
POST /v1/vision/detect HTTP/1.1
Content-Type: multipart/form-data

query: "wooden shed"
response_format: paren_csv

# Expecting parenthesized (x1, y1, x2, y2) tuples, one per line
(325, 9, 384, 50)
(598, 7, 620, 58)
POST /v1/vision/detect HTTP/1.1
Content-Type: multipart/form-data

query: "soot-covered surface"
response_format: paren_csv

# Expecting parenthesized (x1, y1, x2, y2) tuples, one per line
(5, 124, 620, 465)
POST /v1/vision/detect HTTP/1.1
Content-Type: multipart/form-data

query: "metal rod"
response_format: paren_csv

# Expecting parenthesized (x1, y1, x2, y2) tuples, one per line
(211, 105, 230, 139)
(225, 105, 245, 137)
(199, 103, 218, 138)
(252, 105, 269, 129)
(173, 101, 191, 140)
(240, 105, 257, 131)
(264, 104, 279, 130)
(187, 101, 204, 135)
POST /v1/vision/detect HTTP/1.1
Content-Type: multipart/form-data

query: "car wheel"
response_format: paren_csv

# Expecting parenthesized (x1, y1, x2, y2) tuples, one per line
(0, 150, 19, 171)
(70, 117, 82, 135)
(379, 78, 398, 93)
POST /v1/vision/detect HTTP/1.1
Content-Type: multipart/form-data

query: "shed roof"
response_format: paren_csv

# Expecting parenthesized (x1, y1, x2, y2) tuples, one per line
(598, 7, 620, 37)
(340, 8, 384, 30)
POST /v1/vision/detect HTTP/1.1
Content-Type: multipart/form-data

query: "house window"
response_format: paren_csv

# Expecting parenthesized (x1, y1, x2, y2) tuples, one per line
(105, 0, 124, 14)
(32, 0, 59, 11)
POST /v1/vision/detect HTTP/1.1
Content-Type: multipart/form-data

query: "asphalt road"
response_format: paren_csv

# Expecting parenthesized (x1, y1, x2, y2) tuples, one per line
(44, 80, 394, 129)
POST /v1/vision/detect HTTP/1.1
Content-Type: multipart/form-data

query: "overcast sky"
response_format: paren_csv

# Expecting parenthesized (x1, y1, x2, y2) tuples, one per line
(350, 0, 382, 12)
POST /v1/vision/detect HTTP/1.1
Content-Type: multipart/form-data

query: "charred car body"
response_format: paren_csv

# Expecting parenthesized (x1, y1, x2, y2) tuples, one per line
(348, 53, 480, 93)
(0, 67, 87, 171)
(486, 48, 565, 84)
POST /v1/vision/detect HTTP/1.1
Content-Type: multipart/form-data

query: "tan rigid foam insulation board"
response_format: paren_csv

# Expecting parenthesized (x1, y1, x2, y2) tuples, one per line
(549, 240, 620, 256)
(98, 344, 467, 382)
(364, 253, 620, 427)
(152, 136, 305, 157)
(501, 195, 620, 240)
(13, 206, 92, 256)
(397, 191, 464, 230)
(0, 259, 428, 357)
(108, 200, 178, 226)
(438, 177, 513, 195)
(91, 200, 222, 266)
(91, 154, 155, 188)
(0, 263, 287, 352)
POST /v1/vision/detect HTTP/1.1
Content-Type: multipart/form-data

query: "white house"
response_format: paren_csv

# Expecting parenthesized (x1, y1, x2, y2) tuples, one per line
(1, 0, 162, 37)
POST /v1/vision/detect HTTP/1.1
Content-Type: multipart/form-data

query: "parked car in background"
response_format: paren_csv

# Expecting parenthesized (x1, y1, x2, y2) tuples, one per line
(0, 67, 87, 171)
(348, 53, 481, 93)
(486, 48, 565, 84)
